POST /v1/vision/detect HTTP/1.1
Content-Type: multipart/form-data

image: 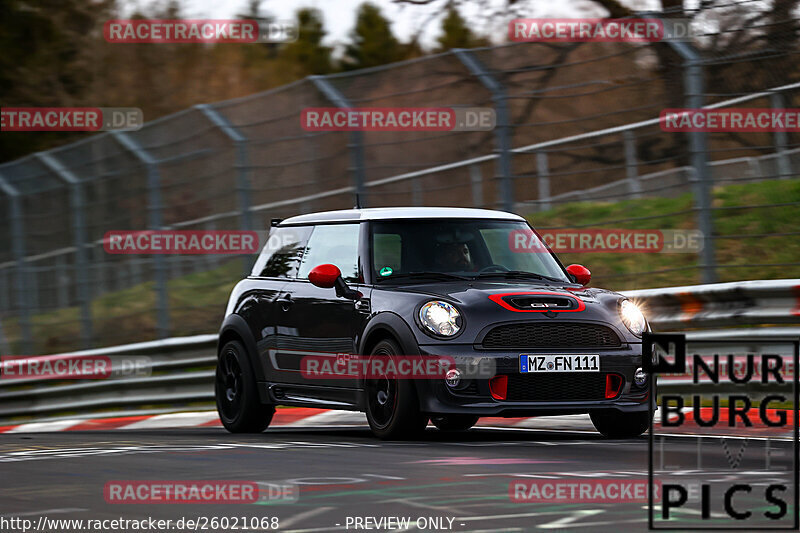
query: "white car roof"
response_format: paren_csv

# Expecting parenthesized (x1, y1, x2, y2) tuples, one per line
(280, 207, 525, 225)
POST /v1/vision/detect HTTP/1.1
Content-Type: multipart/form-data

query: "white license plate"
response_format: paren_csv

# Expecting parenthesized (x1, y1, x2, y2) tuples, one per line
(520, 354, 600, 373)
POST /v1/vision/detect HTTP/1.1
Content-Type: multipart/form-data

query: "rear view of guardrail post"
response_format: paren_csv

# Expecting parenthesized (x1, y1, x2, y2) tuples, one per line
(669, 40, 717, 284)
(196, 104, 255, 275)
(770, 91, 793, 180)
(411, 179, 423, 206)
(535, 151, 551, 211)
(0, 174, 32, 353)
(454, 49, 514, 213)
(469, 164, 484, 207)
(112, 132, 170, 339)
(623, 130, 642, 198)
(0, 267, 8, 313)
(309, 75, 367, 207)
(35, 152, 94, 349)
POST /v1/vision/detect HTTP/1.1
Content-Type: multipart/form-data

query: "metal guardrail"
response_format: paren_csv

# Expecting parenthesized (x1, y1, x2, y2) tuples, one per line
(623, 279, 800, 329)
(1, 280, 798, 425)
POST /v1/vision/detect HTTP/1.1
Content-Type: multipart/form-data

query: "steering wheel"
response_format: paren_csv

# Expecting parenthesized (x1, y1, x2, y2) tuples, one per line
(478, 264, 510, 274)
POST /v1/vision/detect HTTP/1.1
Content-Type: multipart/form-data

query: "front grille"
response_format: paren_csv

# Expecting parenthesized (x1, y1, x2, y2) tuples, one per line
(506, 372, 609, 401)
(481, 322, 621, 349)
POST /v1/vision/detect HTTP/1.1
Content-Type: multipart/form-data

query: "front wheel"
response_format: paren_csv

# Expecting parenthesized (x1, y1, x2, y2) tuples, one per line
(431, 415, 479, 432)
(590, 409, 651, 438)
(364, 339, 428, 440)
(215, 340, 274, 433)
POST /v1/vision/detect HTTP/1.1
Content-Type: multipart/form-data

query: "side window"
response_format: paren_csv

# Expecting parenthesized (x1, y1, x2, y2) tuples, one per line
(297, 224, 360, 282)
(251, 226, 312, 278)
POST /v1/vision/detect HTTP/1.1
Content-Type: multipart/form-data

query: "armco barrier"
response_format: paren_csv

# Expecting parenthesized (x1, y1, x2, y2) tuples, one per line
(1, 280, 798, 425)
(624, 278, 800, 329)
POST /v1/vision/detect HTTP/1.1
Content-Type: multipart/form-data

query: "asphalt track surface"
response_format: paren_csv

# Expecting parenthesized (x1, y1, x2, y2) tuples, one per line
(0, 424, 796, 533)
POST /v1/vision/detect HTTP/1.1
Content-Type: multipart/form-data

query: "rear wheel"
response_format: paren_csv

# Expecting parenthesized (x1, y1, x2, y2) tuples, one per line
(364, 339, 428, 440)
(590, 409, 650, 438)
(431, 415, 479, 432)
(215, 340, 274, 433)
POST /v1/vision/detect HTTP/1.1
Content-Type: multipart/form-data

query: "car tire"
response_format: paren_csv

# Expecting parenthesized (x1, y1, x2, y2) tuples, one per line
(590, 409, 651, 438)
(430, 415, 479, 432)
(215, 340, 274, 433)
(364, 339, 429, 440)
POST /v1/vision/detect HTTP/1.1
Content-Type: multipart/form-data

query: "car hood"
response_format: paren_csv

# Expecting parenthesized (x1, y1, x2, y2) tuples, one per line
(392, 280, 616, 303)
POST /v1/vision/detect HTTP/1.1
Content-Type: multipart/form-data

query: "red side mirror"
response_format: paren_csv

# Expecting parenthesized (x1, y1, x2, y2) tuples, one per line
(308, 264, 341, 289)
(566, 264, 591, 286)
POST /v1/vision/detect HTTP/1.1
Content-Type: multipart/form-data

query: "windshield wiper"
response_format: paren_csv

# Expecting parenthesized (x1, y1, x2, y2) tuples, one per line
(473, 270, 564, 283)
(375, 271, 470, 283)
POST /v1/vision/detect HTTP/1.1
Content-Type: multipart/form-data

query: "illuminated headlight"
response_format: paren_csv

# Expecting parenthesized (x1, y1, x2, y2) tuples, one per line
(619, 299, 646, 337)
(419, 301, 462, 337)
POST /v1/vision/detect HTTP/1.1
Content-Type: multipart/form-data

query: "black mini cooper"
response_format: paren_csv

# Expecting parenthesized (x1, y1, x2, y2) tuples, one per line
(216, 207, 652, 439)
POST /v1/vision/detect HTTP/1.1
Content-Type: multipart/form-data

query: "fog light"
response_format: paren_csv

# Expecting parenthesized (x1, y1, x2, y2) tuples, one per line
(604, 374, 624, 399)
(489, 375, 508, 400)
(445, 369, 462, 388)
(634, 367, 647, 386)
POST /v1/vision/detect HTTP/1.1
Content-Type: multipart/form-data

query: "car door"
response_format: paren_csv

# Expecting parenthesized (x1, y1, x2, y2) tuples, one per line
(246, 225, 312, 383)
(273, 222, 365, 396)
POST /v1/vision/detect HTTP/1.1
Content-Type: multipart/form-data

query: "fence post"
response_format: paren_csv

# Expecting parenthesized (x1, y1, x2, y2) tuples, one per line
(0, 267, 8, 313)
(0, 174, 32, 353)
(770, 91, 793, 180)
(411, 179, 423, 207)
(112, 132, 170, 339)
(28, 264, 39, 314)
(0, 317, 9, 355)
(36, 152, 94, 348)
(92, 245, 106, 300)
(131, 256, 143, 285)
(623, 130, 643, 198)
(453, 49, 514, 213)
(535, 151, 551, 212)
(55, 255, 68, 309)
(669, 40, 718, 284)
(205, 221, 220, 271)
(469, 164, 484, 208)
(309, 76, 366, 206)
(195, 104, 255, 275)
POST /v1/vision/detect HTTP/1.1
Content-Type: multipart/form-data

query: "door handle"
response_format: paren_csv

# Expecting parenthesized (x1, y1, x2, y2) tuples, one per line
(276, 294, 293, 311)
(354, 299, 370, 312)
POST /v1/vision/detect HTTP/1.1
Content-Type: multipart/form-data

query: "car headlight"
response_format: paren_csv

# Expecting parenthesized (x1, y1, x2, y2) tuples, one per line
(619, 299, 646, 337)
(419, 301, 462, 337)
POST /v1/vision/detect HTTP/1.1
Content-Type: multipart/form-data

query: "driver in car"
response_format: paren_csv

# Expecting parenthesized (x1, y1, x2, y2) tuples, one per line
(435, 241, 474, 271)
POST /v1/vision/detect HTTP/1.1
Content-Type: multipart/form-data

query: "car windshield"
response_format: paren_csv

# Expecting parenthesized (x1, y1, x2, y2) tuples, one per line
(371, 219, 570, 283)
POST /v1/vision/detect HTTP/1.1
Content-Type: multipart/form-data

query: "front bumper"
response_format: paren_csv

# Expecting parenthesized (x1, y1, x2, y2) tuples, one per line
(415, 344, 651, 417)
